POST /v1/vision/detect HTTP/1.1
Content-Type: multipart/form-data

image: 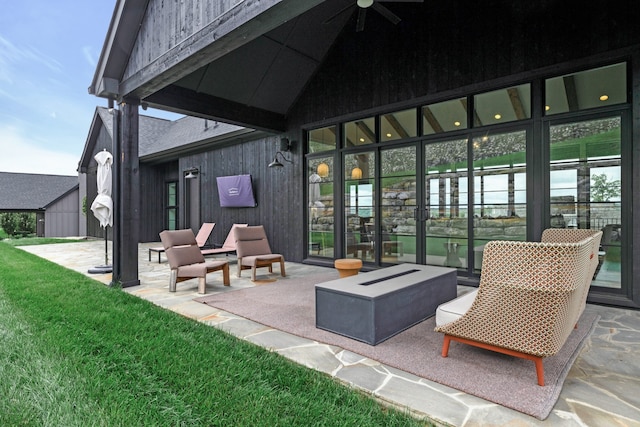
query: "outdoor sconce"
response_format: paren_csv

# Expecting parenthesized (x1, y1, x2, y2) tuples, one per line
(351, 167, 363, 180)
(317, 162, 329, 178)
(268, 152, 293, 169)
(184, 168, 199, 179)
(268, 137, 294, 169)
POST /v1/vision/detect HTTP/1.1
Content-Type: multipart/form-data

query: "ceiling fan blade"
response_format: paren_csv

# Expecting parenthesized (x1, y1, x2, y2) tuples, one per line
(355, 7, 367, 32)
(372, 3, 401, 25)
(323, 3, 355, 25)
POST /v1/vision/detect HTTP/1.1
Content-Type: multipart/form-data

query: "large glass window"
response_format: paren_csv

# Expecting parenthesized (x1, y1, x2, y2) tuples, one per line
(345, 152, 376, 262)
(422, 97, 468, 135)
(344, 117, 376, 146)
(545, 63, 627, 115)
(308, 125, 337, 153)
(166, 181, 178, 230)
(425, 138, 469, 269)
(381, 109, 417, 142)
(472, 130, 527, 272)
(549, 117, 621, 289)
(474, 84, 531, 126)
(381, 146, 416, 263)
(307, 157, 334, 258)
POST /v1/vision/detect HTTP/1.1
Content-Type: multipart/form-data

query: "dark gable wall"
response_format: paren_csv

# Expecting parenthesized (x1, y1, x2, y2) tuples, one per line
(288, 0, 640, 126)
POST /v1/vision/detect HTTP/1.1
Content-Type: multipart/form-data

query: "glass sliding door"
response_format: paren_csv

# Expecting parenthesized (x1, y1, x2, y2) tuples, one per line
(472, 130, 527, 273)
(424, 138, 469, 269)
(380, 146, 417, 263)
(549, 116, 622, 288)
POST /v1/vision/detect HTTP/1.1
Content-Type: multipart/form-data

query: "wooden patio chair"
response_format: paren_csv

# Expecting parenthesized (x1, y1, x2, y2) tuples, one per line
(149, 222, 215, 263)
(201, 223, 248, 257)
(159, 228, 229, 294)
(434, 229, 602, 386)
(234, 225, 285, 281)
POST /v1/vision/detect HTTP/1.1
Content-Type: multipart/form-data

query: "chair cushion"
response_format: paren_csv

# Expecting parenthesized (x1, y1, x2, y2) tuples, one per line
(177, 263, 207, 278)
(435, 289, 478, 327)
(240, 254, 282, 267)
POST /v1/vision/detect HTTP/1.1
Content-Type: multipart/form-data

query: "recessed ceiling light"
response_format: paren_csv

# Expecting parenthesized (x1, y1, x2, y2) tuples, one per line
(454, 121, 461, 127)
(545, 105, 550, 111)
(359, 137, 365, 142)
(600, 94, 609, 101)
(494, 114, 502, 120)
(386, 133, 392, 138)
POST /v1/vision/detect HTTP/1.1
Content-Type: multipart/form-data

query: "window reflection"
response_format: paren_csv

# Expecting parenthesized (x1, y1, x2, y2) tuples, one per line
(474, 84, 531, 126)
(344, 117, 376, 146)
(545, 63, 626, 115)
(425, 139, 468, 269)
(308, 126, 336, 153)
(472, 130, 527, 272)
(549, 117, 621, 289)
(307, 157, 334, 258)
(381, 109, 417, 142)
(422, 98, 468, 135)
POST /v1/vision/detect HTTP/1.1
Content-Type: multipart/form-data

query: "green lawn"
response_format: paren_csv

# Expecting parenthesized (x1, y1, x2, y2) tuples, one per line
(0, 242, 430, 426)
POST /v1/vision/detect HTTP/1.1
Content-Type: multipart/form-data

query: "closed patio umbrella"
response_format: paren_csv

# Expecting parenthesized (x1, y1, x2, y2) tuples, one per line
(89, 149, 113, 273)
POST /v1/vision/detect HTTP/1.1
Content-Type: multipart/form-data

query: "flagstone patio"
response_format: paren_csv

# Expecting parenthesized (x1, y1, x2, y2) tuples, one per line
(20, 239, 640, 427)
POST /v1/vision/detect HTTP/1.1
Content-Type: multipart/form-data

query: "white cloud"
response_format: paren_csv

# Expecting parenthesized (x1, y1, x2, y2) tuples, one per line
(0, 125, 78, 176)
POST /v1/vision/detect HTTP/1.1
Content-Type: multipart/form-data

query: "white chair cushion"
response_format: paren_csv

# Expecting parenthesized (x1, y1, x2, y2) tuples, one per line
(435, 289, 478, 327)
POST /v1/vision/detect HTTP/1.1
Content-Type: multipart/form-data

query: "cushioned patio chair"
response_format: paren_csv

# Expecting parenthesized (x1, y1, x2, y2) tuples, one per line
(234, 225, 285, 281)
(435, 229, 602, 386)
(149, 222, 215, 263)
(201, 223, 248, 257)
(159, 228, 229, 294)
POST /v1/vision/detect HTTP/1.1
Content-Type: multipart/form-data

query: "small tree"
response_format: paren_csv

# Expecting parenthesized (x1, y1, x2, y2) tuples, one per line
(0, 213, 18, 236)
(591, 173, 621, 202)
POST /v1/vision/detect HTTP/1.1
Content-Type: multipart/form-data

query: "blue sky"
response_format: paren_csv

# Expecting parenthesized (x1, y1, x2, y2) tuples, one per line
(0, 2, 177, 177)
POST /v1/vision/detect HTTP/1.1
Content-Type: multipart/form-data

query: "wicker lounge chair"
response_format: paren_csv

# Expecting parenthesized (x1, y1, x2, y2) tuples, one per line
(159, 228, 229, 294)
(435, 229, 602, 386)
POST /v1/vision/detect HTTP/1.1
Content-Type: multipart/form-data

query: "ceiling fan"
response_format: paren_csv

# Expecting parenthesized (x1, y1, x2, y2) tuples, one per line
(324, 0, 424, 32)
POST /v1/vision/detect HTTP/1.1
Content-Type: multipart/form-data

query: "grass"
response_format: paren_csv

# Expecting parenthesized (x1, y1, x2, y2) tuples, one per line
(1, 236, 87, 246)
(0, 242, 431, 426)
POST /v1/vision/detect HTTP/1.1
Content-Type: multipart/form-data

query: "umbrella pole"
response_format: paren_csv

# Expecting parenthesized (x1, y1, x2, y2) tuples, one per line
(105, 226, 109, 265)
(88, 226, 113, 274)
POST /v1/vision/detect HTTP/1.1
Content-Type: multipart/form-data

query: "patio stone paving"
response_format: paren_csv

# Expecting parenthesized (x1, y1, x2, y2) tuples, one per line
(20, 239, 640, 427)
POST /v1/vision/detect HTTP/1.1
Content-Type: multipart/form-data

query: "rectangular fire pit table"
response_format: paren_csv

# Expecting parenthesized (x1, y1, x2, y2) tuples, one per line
(315, 264, 457, 345)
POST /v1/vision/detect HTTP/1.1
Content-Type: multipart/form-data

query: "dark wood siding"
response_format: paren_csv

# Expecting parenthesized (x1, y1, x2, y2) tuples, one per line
(140, 135, 304, 262)
(288, 0, 640, 126)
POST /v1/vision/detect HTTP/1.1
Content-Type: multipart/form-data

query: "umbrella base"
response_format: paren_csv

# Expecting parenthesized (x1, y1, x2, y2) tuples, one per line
(88, 265, 113, 274)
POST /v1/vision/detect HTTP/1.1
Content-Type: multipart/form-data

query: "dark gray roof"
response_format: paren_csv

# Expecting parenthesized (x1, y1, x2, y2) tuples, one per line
(87, 107, 255, 164)
(0, 172, 78, 211)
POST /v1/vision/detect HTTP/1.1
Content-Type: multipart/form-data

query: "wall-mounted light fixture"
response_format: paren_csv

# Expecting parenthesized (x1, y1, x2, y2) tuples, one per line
(268, 152, 293, 169)
(184, 168, 199, 179)
(268, 137, 295, 169)
(351, 167, 363, 180)
(317, 162, 329, 178)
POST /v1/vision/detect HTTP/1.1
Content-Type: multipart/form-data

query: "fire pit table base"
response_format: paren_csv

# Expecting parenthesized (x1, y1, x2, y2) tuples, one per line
(315, 264, 457, 345)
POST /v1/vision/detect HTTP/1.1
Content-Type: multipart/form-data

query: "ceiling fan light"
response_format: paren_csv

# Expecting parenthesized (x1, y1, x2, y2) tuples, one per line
(357, 0, 374, 8)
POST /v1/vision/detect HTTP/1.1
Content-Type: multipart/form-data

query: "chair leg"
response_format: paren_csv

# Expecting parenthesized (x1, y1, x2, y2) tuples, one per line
(237, 261, 242, 278)
(441, 335, 451, 357)
(534, 357, 545, 386)
(169, 270, 178, 292)
(280, 258, 286, 277)
(251, 266, 257, 281)
(222, 263, 230, 286)
(198, 277, 206, 294)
